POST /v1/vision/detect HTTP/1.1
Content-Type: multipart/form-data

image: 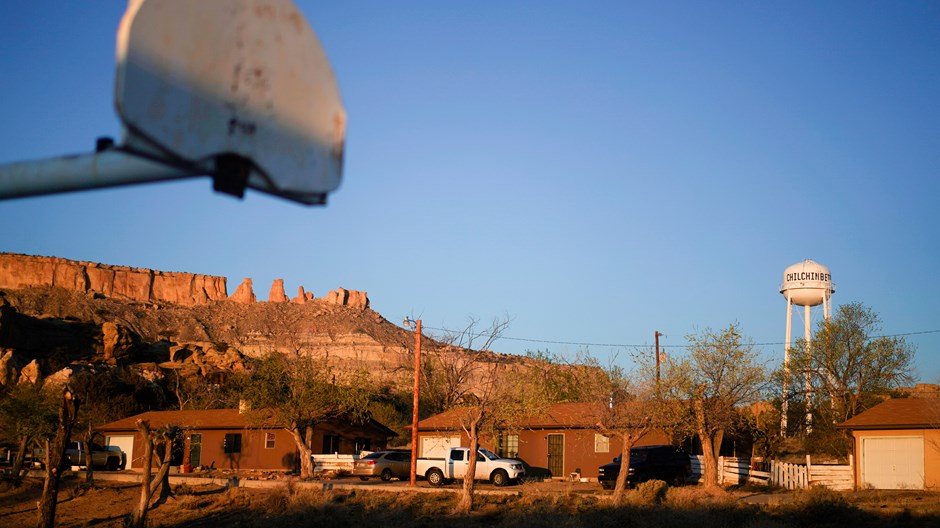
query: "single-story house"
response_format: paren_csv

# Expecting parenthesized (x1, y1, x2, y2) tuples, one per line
(838, 398, 940, 490)
(417, 402, 674, 480)
(97, 408, 397, 472)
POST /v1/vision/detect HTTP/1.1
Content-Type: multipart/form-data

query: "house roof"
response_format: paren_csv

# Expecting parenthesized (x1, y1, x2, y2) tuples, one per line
(97, 409, 261, 432)
(97, 408, 398, 437)
(838, 398, 940, 430)
(418, 402, 607, 431)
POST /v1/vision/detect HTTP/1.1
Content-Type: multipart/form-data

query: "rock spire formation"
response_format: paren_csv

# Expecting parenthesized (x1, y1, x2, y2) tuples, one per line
(268, 279, 288, 302)
(0, 252, 371, 309)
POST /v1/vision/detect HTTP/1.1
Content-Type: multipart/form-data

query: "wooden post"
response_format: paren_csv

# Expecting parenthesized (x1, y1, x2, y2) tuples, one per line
(806, 454, 812, 486)
(849, 454, 855, 491)
(409, 319, 422, 486)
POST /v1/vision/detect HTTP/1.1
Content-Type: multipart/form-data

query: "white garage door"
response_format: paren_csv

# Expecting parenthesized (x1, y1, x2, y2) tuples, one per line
(106, 435, 135, 470)
(861, 436, 924, 489)
(420, 435, 460, 458)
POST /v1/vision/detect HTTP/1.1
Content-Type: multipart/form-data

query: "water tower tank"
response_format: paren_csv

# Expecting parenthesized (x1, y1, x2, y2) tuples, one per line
(780, 259, 834, 306)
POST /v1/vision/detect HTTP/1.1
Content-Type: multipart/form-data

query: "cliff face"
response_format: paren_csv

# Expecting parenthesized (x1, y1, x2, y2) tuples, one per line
(0, 253, 228, 307)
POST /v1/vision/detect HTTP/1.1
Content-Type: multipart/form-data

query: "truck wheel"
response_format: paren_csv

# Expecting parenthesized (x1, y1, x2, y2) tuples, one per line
(106, 457, 119, 471)
(491, 469, 509, 487)
(426, 468, 445, 487)
(381, 468, 393, 482)
(359, 476, 370, 481)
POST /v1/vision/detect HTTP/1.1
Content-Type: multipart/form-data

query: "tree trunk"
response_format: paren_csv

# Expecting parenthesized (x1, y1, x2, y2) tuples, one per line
(11, 436, 28, 479)
(456, 421, 479, 514)
(132, 421, 153, 528)
(611, 433, 634, 503)
(699, 429, 723, 488)
(132, 423, 177, 527)
(82, 434, 94, 486)
(154, 438, 174, 504)
(37, 388, 79, 528)
(289, 427, 315, 479)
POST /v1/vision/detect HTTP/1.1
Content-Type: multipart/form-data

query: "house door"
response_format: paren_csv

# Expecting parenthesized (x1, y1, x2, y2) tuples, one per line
(547, 434, 564, 478)
(188, 434, 202, 467)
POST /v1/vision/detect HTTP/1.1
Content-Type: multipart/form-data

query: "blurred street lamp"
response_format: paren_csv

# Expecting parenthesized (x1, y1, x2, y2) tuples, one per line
(403, 317, 422, 486)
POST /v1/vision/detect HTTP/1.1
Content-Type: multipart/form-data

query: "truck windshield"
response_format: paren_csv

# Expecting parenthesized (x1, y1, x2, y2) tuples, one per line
(477, 448, 498, 460)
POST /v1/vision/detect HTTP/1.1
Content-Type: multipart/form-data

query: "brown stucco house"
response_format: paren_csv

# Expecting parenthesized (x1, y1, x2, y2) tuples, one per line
(97, 409, 397, 472)
(417, 402, 673, 480)
(838, 398, 940, 490)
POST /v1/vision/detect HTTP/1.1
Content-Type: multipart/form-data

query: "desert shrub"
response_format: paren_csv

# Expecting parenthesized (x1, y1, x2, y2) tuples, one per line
(257, 484, 290, 514)
(177, 494, 211, 510)
(394, 488, 456, 517)
(665, 485, 740, 511)
(636, 479, 668, 504)
(173, 482, 193, 496)
(785, 485, 849, 516)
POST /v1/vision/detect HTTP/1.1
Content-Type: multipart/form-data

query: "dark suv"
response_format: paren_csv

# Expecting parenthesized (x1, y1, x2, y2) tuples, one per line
(598, 445, 690, 489)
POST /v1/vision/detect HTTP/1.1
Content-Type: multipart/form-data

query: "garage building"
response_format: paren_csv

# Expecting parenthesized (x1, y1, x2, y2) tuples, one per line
(839, 398, 940, 490)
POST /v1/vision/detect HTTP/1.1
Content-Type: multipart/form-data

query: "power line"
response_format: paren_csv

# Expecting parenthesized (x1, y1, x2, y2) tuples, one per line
(419, 324, 940, 351)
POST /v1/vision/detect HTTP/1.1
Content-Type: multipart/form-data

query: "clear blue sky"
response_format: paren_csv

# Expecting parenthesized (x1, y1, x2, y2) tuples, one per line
(1, 1, 938, 382)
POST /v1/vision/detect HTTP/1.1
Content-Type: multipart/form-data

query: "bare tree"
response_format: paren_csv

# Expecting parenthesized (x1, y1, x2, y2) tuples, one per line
(165, 367, 234, 411)
(37, 385, 80, 528)
(421, 316, 551, 514)
(662, 323, 767, 488)
(130, 420, 178, 528)
(416, 316, 512, 416)
(584, 356, 662, 503)
(70, 370, 123, 487)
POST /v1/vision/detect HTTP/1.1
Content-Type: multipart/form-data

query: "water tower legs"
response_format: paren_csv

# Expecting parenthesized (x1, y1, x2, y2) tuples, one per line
(781, 295, 792, 436)
(804, 304, 813, 433)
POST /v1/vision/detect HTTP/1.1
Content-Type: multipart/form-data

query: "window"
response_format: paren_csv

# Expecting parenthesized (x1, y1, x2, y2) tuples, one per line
(189, 433, 202, 466)
(595, 433, 610, 453)
(449, 450, 465, 461)
(265, 432, 276, 449)
(322, 434, 340, 454)
(224, 433, 242, 454)
(354, 438, 371, 454)
(497, 433, 519, 459)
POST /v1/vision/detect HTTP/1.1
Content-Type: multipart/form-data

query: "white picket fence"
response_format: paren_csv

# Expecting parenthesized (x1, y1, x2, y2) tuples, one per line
(805, 455, 854, 491)
(311, 453, 359, 472)
(690, 455, 853, 490)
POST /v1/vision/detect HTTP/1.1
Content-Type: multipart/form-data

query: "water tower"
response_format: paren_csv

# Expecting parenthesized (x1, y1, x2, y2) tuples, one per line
(780, 259, 835, 435)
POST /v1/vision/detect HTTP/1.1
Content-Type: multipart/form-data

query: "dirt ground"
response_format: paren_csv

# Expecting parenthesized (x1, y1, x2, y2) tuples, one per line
(0, 478, 220, 527)
(0, 474, 594, 527)
(3, 474, 940, 528)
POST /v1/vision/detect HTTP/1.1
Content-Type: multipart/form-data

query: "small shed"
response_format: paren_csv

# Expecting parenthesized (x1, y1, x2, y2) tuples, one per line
(838, 398, 940, 490)
(97, 408, 396, 472)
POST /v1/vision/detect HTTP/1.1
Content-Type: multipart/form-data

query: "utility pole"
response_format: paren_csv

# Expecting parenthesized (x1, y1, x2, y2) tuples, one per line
(654, 331, 663, 394)
(404, 318, 422, 486)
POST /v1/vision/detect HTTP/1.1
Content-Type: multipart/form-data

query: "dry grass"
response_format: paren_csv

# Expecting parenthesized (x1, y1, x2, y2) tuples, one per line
(3, 477, 940, 527)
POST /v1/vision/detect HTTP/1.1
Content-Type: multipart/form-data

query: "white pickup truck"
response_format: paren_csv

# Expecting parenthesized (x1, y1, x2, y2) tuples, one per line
(416, 447, 524, 487)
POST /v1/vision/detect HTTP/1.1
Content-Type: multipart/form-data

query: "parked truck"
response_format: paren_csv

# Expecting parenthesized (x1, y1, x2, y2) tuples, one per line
(34, 442, 126, 471)
(416, 447, 524, 486)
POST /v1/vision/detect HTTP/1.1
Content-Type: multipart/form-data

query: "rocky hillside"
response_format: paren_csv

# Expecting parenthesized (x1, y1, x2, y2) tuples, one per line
(0, 253, 506, 396)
